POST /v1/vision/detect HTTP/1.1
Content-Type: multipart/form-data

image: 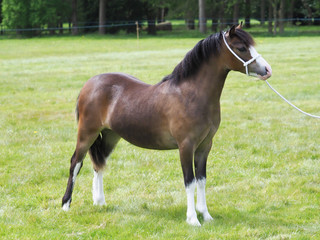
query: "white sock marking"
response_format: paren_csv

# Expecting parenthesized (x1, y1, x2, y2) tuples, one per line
(196, 178, 213, 222)
(62, 162, 81, 211)
(72, 162, 82, 183)
(185, 180, 201, 226)
(92, 170, 106, 206)
(62, 199, 71, 211)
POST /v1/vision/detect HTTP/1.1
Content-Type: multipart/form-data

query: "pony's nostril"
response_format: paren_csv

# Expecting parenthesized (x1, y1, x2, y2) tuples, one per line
(265, 66, 272, 76)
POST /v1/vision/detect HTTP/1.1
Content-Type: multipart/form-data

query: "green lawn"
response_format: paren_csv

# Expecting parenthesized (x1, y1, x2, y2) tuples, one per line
(0, 32, 319, 239)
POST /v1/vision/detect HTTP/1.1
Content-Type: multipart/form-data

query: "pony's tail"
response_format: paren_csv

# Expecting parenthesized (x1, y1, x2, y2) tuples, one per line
(89, 129, 120, 171)
(89, 133, 107, 170)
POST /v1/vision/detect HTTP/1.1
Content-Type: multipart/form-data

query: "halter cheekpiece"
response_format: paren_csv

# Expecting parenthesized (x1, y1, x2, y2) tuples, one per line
(222, 31, 261, 76)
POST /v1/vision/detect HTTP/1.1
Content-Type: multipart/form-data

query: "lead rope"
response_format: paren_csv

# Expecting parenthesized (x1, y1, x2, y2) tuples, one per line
(223, 31, 319, 119)
(265, 80, 320, 119)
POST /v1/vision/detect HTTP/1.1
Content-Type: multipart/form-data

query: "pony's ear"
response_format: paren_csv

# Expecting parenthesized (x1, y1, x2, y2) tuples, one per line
(236, 21, 243, 29)
(229, 25, 236, 38)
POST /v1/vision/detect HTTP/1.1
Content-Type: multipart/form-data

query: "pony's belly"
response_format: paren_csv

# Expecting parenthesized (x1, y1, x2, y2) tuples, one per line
(111, 125, 178, 150)
(126, 137, 178, 150)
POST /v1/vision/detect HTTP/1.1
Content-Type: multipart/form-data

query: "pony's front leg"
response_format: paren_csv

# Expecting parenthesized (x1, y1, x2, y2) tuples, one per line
(179, 141, 201, 226)
(194, 142, 213, 222)
(196, 179, 213, 222)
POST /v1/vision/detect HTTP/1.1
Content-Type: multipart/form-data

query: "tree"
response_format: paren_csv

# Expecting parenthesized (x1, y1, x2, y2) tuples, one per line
(279, 0, 285, 33)
(314, 0, 320, 25)
(245, 0, 251, 27)
(2, 0, 319, 37)
(2, 0, 71, 36)
(218, 0, 226, 31)
(198, 0, 206, 33)
(233, 0, 240, 25)
(184, 0, 197, 30)
(0, 0, 2, 23)
(260, 0, 265, 24)
(144, 3, 157, 35)
(268, 1, 273, 33)
(288, 0, 295, 25)
(268, 0, 286, 34)
(141, 0, 164, 35)
(2, 0, 32, 31)
(301, 0, 313, 25)
(71, 0, 78, 35)
(268, 0, 280, 34)
(99, 0, 106, 34)
(206, 0, 218, 32)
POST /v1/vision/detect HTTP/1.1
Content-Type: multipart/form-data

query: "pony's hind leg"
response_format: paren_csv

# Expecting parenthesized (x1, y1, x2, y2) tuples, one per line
(62, 130, 99, 211)
(61, 147, 87, 211)
(89, 129, 120, 206)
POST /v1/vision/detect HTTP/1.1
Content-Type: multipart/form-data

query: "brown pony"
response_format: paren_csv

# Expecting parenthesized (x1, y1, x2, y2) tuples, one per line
(62, 24, 272, 226)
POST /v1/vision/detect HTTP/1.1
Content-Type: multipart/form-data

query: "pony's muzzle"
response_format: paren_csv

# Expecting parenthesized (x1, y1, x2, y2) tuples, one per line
(258, 65, 272, 80)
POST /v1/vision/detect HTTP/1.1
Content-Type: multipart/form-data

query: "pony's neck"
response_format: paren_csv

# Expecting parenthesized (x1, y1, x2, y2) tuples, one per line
(193, 57, 229, 104)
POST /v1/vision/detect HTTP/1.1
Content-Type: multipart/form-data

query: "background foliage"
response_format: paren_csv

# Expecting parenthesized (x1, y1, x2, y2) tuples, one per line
(0, 0, 320, 36)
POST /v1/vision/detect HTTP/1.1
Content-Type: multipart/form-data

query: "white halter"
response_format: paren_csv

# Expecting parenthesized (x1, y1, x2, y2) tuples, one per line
(222, 32, 261, 76)
(223, 32, 320, 119)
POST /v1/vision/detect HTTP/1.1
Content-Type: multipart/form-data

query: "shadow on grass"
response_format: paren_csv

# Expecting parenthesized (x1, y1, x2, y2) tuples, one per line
(86, 200, 296, 230)
(127, 202, 300, 232)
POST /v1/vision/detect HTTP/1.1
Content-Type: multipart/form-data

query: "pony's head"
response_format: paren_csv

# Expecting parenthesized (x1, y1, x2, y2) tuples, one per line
(223, 24, 272, 80)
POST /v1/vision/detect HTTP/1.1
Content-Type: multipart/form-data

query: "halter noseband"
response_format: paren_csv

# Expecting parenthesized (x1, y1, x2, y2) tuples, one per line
(222, 32, 261, 76)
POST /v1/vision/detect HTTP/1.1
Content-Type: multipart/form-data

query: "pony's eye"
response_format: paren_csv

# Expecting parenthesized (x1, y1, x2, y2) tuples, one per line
(237, 47, 246, 52)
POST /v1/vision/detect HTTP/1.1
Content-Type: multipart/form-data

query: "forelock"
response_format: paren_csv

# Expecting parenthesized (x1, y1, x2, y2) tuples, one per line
(234, 28, 255, 47)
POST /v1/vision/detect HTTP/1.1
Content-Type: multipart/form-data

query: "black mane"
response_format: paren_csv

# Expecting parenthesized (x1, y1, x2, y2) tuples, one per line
(160, 28, 254, 85)
(161, 32, 223, 84)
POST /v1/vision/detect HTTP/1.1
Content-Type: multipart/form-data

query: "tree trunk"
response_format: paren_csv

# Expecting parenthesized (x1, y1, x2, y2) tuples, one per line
(186, 19, 195, 30)
(199, 0, 206, 33)
(147, 19, 156, 35)
(268, 1, 273, 34)
(219, 0, 226, 31)
(99, 0, 106, 34)
(71, 0, 78, 35)
(48, 22, 55, 35)
(161, 8, 165, 23)
(288, 0, 295, 25)
(146, 7, 157, 35)
(273, 2, 277, 35)
(211, 18, 217, 32)
(233, 0, 239, 25)
(245, 0, 251, 28)
(210, 1, 219, 32)
(279, 0, 285, 34)
(59, 22, 63, 35)
(185, 0, 196, 30)
(260, 0, 265, 25)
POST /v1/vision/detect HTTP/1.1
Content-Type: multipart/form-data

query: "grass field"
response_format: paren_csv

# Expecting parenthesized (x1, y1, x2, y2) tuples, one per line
(0, 31, 320, 239)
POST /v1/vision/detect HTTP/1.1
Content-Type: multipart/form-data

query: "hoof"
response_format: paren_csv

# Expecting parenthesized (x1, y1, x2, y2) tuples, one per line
(93, 197, 106, 206)
(196, 205, 213, 222)
(203, 212, 213, 222)
(186, 216, 201, 227)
